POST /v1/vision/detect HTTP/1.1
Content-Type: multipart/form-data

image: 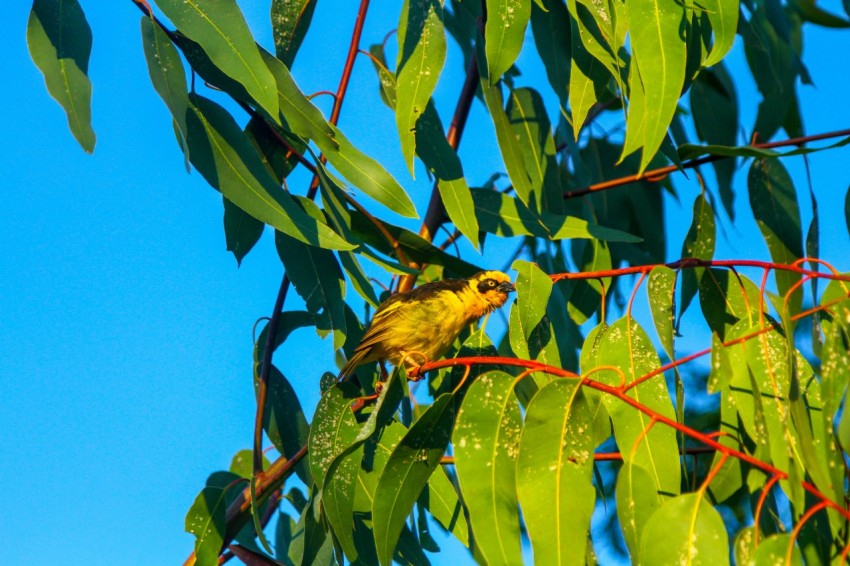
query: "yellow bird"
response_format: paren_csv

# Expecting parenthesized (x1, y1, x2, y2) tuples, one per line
(339, 271, 515, 380)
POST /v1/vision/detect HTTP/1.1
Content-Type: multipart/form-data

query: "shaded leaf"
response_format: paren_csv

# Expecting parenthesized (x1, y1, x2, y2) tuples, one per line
(185, 94, 353, 250)
(530, 0, 571, 107)
(679, 194, 716, 320)
(616, 461, 662, 561)
(185, 471, 244, 566)
(260, 367, 311, 485)
(27, 0, 95, 152)
(224, 197, 264, 265)
(373, 394, 454, 566)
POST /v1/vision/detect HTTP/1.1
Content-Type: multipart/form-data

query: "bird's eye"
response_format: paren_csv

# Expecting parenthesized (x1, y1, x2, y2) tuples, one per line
(487, 280, 496, 288)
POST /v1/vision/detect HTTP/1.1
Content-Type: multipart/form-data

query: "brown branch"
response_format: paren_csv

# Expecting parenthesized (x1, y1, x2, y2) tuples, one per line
(563, 127, 850, 199)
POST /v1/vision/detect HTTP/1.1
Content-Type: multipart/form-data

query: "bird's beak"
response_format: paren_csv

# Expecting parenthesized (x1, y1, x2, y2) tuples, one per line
(498, 281, 515, 293)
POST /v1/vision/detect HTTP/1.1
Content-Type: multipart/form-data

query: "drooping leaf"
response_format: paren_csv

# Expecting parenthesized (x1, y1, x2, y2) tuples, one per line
(453, 371, 523, 565)
(702, 0, 740, 66)
(259, 366, 311, 485)
(141, 16, 189, 154)
(185, 471, 244, 566)
(185, 94, 353, 251)
(27, 0, 95, 152)
(679, 194, 716, 320)
(506, 87, 564, 213)
(750, 533, 803, 565)
(373, 394, 455, 566)
(396, 0, 447, 172)
(480, 79, 534, 205)
(584, 317, 680, 494)
(616, 461, 662, 562)
(624, 0, 687, 171)
(223, 197, 264, 265)
(689, 65, 738, 218)
(568, 15, 611, 138)
(567, 238, 612, 325)
(275, 219, 347, 350)
(748, 157, 803, 314)
(512, 260, 554, 341)
(155, 0, 279, 119)
(517, 380, 595, 565)
(288, 490, 335, 566)
(698, 268, 765, 340)
(484, 0, 530, 82)
(530, 0, 572, 107)
(639, 493, 730, 565)
(271, 0, 317, 68)
(647, 266, 676, 360)
(307, 383, 363, 561)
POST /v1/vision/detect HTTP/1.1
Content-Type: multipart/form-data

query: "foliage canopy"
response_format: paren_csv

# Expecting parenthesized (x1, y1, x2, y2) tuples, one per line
(27, 0, 850, 564)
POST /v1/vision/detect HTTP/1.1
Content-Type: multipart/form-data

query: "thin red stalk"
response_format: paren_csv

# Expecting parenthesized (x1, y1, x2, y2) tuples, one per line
(548, 258, 850, 283)
(563, 128, 850, 199)
(787, 501, 830, 563)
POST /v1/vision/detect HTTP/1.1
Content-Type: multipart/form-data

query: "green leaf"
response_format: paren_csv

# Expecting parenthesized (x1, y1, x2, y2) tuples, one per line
(698, 269, 765, 340)
(373, 394, 455, 566)
(679, 194, 716, 320)
(185, 94, 354, 251)
(254, 311, 317, 366)
(568, 17, 610, 138)
(567, 239, 611, 325)
(624, 0, 687, 171)
(702, 0, 740, 66)
(271, 0, 317, 67)
(260, 366, 311, 485)
(307, 383, 363, 561)
(678, 136, 850, 162)
(530, 0, 572, 107)
(639, 493, 730, 565)
(484, 0, 530, 82)
(223, 197, 264, 266)
(689, 65, 738, 218)
(512, 260, 554, 341)
(141, 16, 189, 154)
(349, 211, 482, 275)
(480, 80, 534, 205)
(275, 225, 347, 350)
(27, 0, 95, 152)
(421, 469, 470, 548)
(790, 0, 850, 27)
(517, 381, 595, 565)
(748, 158, 803, 313)
(185, 471, 243, 566)
(453, 371, 523, 565)
(155, 0, 279, 119)
(616, 461, 662, 561)
(506, 87, 563, 213)
(585, 317, 680, 494)
(288, 490, 335, 566)
(472, 189, 639, 242)
(750, 533, 802, 565)
(415, 101, 480, 248)
(647, 266, 676, 361)
(396, 0, 447, 173)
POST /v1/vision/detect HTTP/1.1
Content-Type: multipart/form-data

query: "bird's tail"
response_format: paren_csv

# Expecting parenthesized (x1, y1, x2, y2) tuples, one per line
(338, 348, 371, 381)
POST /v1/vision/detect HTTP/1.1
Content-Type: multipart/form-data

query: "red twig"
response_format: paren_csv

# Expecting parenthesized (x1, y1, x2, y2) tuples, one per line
(563, 128, 850, 199)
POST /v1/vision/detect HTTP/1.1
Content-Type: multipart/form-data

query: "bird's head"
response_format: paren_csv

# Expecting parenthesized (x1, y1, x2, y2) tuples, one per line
(468, 270, 515, 309)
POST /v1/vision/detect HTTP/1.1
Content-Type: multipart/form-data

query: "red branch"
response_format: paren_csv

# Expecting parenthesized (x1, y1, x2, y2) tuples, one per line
(563, 128, 850, 199)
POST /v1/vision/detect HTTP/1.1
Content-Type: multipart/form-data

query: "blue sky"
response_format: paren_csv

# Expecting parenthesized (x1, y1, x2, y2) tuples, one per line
(2, 2, 850, 565)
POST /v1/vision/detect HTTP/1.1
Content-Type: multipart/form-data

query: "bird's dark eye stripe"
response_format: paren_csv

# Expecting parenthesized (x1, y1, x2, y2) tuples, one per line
(477, 279, 499, 292)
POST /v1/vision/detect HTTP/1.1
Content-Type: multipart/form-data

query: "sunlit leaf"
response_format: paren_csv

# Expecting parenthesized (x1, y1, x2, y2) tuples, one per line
(639, 493, 729, 565)
(679, 194, 716, 320)
(185, 471, 243, 566)
(453, 371, 523, 565)
(517, 380, 595, 564)
(484, 0, 530, 82)
(616, 461, 662, 561)
(27, 0, 95, 152)
(647, 266, 676, 361)
(396, 0, 446, 172)
(512, 260, 554, 341)
(702, 0, 739, 66)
